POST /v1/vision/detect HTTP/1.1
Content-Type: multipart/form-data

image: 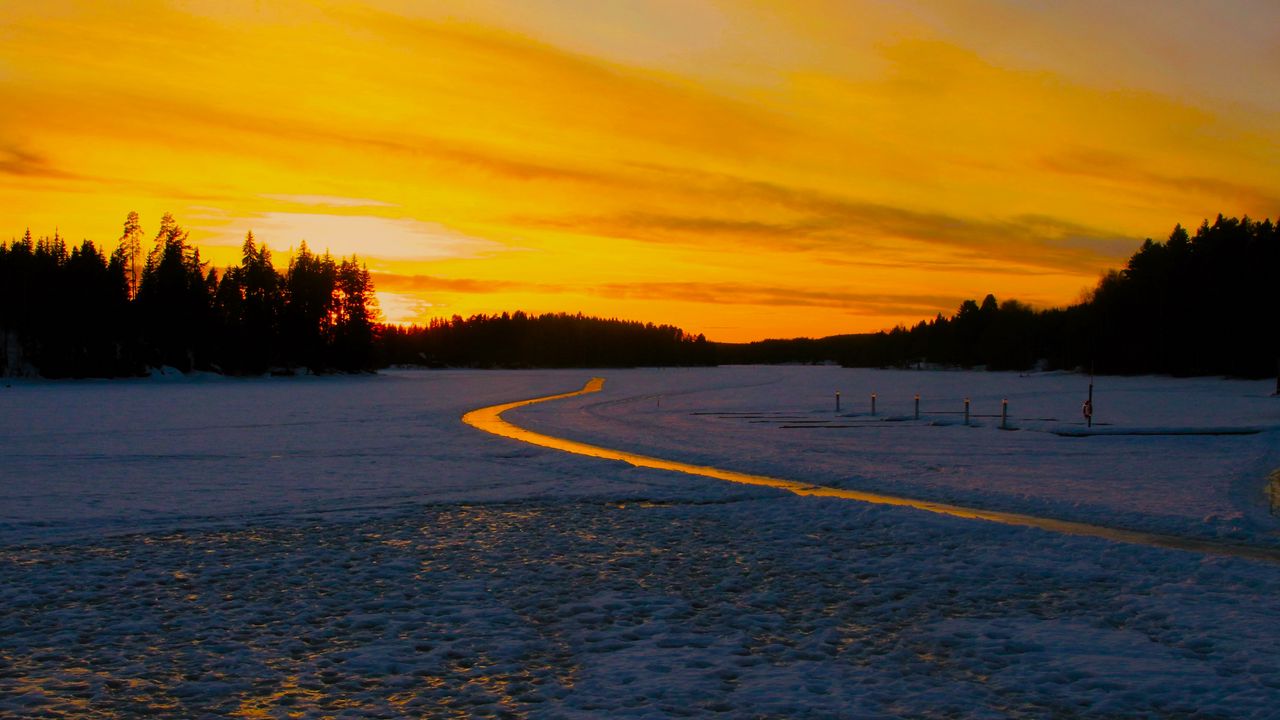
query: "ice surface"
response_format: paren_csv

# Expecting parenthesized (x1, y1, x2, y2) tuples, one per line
(513, 366, 1280, 545)
(2, 366, 1279, 717)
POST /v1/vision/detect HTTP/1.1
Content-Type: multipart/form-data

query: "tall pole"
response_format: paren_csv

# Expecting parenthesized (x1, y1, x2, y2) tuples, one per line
(1087, 364, 1094, 428)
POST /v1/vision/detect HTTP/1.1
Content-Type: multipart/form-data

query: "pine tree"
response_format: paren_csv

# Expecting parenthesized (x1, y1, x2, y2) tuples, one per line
(137, 214, 211, 371)
(282, 241, 337, 371)
(333, 256, 378, 371)
(240, 231, 282, 373)
(113, 211, 145, 299)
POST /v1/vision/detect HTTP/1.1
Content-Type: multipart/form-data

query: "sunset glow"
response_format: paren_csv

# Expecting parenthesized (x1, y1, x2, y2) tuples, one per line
(3, 0, 1277, 341)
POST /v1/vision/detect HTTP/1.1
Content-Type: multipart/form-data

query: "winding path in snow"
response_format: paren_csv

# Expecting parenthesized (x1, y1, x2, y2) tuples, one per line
(463, 377, 1280, 564)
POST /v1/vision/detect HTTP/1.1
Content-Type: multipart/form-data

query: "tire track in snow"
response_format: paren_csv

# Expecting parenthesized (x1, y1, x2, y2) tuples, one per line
(463, 378, 1280, 564)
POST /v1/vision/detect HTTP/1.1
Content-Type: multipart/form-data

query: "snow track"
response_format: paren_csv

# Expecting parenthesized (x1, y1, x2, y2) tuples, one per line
(466, 377, 1280, 563)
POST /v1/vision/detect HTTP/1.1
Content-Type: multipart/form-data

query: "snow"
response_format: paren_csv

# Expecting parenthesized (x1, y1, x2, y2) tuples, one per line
(2, 366, 1280, 717)
(513, 367, 1280, 546)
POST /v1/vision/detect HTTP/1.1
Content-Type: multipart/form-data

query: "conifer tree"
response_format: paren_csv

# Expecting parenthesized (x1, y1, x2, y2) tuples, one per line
(137, 215, 210, 371)
(333, 256, 378, 371)
(282, 241, 337, 371)
(112, 211, 145, 299)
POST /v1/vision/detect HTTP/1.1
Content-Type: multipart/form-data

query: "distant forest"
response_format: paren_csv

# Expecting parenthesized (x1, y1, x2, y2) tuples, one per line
(0, 213, 377, 377)
(718, 215, 1279, 378)
(2, 213, 1275, 378)
(381, 313, 715, 368)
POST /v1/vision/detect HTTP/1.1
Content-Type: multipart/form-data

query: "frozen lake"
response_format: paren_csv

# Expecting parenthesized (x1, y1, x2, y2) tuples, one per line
(3, 367, 1280, 717)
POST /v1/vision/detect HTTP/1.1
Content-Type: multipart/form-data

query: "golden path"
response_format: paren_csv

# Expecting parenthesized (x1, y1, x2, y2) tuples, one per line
(463, 378, 1280, 564)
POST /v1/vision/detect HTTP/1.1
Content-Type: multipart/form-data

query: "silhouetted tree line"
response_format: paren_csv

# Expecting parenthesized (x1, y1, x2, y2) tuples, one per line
(8, 213, 1274, 378)
(713, 335, 869, 366)
(1, 213, 379, 377)
(380, 312, 716, 368)
(717, 215, 1279, 378)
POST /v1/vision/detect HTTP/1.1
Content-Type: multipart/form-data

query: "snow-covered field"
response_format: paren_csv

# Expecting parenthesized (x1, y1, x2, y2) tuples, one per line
(3, 366, 1280, 718)
(513, 367, 1280, 547)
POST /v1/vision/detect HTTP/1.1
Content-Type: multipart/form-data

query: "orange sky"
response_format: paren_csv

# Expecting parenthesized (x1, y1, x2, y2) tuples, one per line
(2, 1, 1277, 341)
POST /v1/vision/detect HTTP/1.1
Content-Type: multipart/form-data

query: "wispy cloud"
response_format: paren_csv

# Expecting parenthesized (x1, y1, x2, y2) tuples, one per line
(590, 281, 957, 317)
(214, 214, 508, 262)
(374, 272, 961, 317)
(370, 273, 559, 295)
(1039, 147, 1280, 212)
(0, 146, 89, 183)
(522, 176, 1137, 275)
(259, 194, 396, 209)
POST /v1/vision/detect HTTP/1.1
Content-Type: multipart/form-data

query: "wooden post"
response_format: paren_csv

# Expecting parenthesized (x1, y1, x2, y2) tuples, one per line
(835, 391, 841, 412)
(914, 394, 920, 420)
(964, 397, 970, 425)
(1001, 399, 1008, 429)
(1088, 363, 1095, 428)
(870, 393, 877, 416)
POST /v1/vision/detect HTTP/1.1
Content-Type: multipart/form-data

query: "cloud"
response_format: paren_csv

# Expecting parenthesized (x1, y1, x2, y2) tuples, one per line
(370, 272, 559, 295)
(72, 89, 620, 190)
(209, 213, 508, 262)
(372, 270, 959, 317)
(520, 168, 1138, 275)
(0, 146, 87, 183)
(1039, 147, 1280, 212)
(27, 10, 780, 195)
(259, 194, 396, 209)
(370, 290, 430, 326)
(590, 280, 958, 316)
(723, 177, 1139, 270)
(340, 9, 789, 156)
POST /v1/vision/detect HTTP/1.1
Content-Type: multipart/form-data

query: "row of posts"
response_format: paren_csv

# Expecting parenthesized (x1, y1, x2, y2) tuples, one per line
(835, 392, 1010, 429)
